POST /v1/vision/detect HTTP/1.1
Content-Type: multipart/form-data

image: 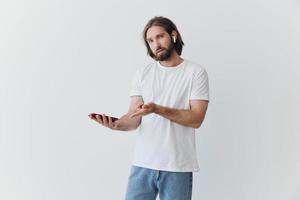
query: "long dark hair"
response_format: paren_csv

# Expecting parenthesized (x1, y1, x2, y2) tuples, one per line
(143, 16, 184, 58)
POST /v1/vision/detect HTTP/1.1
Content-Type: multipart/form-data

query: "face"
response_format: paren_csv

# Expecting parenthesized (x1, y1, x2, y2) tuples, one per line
(146, 26, 175, 61)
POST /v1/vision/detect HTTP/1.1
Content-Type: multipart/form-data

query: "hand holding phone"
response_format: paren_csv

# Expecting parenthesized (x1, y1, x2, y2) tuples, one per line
(88, 113, 119, 122)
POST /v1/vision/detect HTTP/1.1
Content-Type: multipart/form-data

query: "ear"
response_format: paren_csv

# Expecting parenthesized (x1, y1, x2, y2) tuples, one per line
(171, 30, 177, 43)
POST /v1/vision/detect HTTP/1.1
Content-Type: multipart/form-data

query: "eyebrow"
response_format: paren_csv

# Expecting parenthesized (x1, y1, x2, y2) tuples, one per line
(146, 33, 165, 41)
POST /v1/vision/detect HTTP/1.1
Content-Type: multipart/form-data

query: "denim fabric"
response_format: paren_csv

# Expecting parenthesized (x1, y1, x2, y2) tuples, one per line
(125, 165, 193, 200)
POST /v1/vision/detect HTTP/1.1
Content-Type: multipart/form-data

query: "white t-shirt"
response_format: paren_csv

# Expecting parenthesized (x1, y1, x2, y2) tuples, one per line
(129, 59, 209, 172)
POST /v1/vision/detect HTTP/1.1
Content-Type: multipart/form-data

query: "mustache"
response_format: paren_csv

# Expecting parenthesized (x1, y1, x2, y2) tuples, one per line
(156, 48, 165, 53)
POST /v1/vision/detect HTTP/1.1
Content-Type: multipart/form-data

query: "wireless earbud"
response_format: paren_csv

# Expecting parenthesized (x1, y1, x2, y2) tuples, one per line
(172, 36, 176, 43)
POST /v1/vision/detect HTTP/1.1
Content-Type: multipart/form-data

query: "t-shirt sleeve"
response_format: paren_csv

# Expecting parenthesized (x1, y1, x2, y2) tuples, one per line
(129, 69, 142, 97)
(190, 68, 210, 101)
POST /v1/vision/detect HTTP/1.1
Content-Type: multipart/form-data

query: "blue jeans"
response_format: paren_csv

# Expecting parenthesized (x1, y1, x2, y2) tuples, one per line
(125, 165, 193, 200)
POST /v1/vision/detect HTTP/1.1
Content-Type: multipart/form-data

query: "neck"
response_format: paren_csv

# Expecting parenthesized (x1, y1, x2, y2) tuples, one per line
(158, 51, 184, 67)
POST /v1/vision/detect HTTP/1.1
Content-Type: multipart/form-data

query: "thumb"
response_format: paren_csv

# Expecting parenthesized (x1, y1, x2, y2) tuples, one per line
(143, 104, 150, 109)
(138, 103, 144, 108)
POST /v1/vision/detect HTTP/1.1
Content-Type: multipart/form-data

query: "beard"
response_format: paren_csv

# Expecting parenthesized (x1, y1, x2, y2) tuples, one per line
(153, 42, 174, 61)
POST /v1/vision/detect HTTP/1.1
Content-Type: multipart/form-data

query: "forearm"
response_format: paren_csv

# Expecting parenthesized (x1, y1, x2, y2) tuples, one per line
(154, 105, 203, 128)
(113, 113, 141, 131)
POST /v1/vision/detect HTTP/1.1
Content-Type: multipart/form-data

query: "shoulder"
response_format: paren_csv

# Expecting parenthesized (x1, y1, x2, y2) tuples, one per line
(184, 59, 207, 76)
(134, 62, 156, 77)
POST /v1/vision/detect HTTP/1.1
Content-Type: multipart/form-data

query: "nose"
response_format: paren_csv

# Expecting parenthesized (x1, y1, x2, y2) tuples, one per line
(153, 40, 161, 51)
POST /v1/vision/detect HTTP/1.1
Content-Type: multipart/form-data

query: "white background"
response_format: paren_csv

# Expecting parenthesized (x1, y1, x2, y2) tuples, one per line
(0, 0, 299, 199)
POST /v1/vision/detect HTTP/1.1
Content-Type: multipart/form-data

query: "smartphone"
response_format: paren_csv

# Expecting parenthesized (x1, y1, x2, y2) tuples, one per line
(89, 113, 119, 122)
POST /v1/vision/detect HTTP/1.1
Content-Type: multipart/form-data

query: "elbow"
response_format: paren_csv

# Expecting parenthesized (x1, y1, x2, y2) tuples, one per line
(191, 123, 201, 129)
(129, 118, 142, 131)
(128, 124, 141, 131)
(191, 120, 203, 129)
(134, 117, 142, 129)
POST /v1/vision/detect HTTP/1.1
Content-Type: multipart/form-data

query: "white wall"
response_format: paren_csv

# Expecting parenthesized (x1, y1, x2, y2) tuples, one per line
(0, 0, 299, 199)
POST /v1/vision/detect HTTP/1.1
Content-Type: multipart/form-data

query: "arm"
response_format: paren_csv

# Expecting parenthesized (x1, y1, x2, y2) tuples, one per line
(91, 96, 143, 131)
(130, 100, 208, 129)
(113, 96, 143, 131)
(155, 100, 208, 128)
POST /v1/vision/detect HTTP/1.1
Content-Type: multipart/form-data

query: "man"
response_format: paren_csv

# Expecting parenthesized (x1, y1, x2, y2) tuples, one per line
(89, 16, 209, 200)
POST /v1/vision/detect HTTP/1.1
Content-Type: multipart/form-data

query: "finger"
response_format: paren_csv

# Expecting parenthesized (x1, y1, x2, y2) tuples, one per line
(129, 112, 137, 118)
(137, 103, 144, 108)
(130, 114, 137, 118)
(92, 115, 99, 120)
(130, 110, 143, 118)
(88, 114, 95, 119)
(95, 115, 103, 124)
(102, 114, 108, 126)
(144, 104, 154, 112)
(107, 116, 113, 127)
